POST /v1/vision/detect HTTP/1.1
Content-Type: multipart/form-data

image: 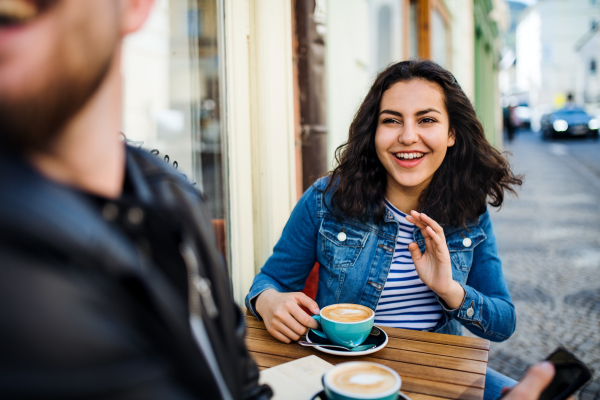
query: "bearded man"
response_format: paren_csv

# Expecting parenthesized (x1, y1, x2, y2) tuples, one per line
(0, 1, 270, 399)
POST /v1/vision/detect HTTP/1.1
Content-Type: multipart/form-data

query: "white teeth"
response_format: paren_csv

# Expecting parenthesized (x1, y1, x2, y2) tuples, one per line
(395, 152, 424, 160)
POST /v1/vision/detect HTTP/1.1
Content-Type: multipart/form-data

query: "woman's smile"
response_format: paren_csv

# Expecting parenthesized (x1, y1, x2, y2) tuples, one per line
(393, 151, 427, 168)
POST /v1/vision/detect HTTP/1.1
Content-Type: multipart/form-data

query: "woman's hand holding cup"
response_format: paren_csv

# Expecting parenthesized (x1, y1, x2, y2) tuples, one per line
(406, 211, 465, 309)
(255, 289, 321, 343)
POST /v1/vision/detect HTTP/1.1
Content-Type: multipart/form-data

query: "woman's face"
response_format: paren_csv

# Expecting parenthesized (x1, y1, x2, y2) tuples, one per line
(375, 79, 455, 199)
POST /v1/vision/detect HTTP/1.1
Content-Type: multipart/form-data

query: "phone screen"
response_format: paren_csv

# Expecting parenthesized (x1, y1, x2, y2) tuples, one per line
(539, 348, 592, 400)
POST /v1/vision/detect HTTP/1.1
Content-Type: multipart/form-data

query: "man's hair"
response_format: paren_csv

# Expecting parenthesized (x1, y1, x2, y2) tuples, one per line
(324, 59, 522, 227)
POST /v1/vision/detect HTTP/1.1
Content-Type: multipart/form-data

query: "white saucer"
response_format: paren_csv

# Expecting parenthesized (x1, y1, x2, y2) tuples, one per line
(304, 326, 388, 356)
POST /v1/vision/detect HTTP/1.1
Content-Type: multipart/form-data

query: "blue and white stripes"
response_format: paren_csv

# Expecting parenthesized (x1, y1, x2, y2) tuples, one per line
(374, 200, 443, 331)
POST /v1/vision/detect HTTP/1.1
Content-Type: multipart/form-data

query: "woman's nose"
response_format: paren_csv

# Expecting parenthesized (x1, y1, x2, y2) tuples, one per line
(399, 122, 418, 145)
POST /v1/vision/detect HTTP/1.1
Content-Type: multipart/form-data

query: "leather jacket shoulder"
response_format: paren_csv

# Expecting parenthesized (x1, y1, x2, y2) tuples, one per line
(0, 146, 269, 400)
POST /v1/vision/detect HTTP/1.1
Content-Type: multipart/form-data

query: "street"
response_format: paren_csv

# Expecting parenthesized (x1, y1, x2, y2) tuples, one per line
(470, 130, 600, 399)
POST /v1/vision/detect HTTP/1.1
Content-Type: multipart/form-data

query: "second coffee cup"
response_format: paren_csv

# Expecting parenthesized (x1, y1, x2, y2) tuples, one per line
(312, 303, 374, 348)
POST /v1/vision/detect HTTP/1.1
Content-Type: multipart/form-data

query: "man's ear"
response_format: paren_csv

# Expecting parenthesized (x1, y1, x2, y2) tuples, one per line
(121, 0, 155, 35)
(448, 128, 456, 147)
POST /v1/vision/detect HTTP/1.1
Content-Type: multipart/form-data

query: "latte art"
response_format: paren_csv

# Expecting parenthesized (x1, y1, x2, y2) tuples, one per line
(327, 363, 398, 395)
(322, 304, 373, 323)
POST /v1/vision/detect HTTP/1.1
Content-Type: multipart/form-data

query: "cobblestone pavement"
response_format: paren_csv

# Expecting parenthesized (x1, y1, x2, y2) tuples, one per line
(462, 130, 600, 399)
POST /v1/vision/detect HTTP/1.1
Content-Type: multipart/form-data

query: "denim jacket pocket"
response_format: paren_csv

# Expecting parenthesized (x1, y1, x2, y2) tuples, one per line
(319, 218, 369, 268)
(446, 228, 486, 272)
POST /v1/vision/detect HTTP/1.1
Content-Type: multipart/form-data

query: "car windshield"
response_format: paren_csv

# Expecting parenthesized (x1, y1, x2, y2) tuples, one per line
(554, 109, 589, 118)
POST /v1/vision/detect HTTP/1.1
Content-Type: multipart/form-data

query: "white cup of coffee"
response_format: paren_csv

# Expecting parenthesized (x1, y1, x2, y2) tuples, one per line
(322, 361, 401, 400)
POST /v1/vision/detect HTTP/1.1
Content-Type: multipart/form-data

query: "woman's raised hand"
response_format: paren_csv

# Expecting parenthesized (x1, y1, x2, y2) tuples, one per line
(254, 289, 321, 343)
(406, 211, 465, 309)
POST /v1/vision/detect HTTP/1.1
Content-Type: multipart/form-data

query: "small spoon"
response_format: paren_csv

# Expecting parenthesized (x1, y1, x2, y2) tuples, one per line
(298, 340, 376, 352)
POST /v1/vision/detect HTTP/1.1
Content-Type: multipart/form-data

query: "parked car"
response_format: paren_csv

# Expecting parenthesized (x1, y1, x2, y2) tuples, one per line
(541, 108, 599, 139)
(514, 105, 531, 129)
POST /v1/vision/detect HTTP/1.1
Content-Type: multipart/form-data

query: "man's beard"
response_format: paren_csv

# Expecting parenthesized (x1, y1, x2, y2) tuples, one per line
(0, 47, 115, 154)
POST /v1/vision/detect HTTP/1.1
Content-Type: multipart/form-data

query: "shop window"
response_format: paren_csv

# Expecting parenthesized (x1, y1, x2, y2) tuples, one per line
(122, 0, 227, 256)
(377, 5, 393, 69)
(409, 0, 419, 59)
(431, 8, 448, 68)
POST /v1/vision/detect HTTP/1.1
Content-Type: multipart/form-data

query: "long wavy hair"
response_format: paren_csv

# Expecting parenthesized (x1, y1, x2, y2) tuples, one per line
(324, 60, 522, 227)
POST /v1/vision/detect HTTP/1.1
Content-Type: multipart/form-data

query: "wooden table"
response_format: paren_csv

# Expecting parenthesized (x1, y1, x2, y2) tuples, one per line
(245, 315, 490, 400)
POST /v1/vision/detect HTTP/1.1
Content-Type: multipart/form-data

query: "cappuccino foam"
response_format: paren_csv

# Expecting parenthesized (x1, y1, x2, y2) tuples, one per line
(327, 363, 398, 395)
(322, 304, 373, 323)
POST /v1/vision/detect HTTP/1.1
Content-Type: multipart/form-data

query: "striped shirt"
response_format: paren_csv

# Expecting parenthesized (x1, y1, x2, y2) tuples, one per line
(374, 200, 443, 331)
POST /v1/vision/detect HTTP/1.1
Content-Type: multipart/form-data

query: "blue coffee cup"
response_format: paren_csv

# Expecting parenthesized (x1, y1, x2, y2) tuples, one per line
(311, 304, 374, 348)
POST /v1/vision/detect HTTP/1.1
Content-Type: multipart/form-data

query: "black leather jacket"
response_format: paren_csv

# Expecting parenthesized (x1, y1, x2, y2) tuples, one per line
(0, 146, 269, 400)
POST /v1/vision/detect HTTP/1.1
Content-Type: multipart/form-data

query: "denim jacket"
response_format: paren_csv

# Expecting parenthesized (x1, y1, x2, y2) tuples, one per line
(245, 177, 516, 342)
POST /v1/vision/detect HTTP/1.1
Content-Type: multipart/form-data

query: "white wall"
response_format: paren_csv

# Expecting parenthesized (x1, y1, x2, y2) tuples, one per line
(448, 0, 475, 102)
(223, 0, 297, 305)
(326, 0, 373, 169)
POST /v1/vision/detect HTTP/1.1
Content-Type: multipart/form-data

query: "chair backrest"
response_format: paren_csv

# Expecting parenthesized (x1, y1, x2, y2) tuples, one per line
(301, 263, 320, 300)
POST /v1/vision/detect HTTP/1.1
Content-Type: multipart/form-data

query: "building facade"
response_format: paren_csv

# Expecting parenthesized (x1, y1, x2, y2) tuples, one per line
(516, 0, 600, 123)
(123, 0, 507, 305)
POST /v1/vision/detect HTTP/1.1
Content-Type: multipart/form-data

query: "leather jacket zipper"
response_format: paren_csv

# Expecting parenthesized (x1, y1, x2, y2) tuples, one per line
(179, 241, 231, 400)
(179, 242, 219, 319)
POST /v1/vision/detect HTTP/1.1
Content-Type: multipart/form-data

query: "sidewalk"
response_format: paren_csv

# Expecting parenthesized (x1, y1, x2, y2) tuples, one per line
(465, 131, 600, 399)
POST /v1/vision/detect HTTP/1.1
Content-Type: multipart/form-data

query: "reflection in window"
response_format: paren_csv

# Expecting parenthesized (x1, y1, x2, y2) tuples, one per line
(432, 9, 447, 68)
(123, 0, 227, 262)
(591, 59, 597, 74)
(409, 0, 419, 59)
(377, 6, 392, 70)
(123, 0, 225, 220)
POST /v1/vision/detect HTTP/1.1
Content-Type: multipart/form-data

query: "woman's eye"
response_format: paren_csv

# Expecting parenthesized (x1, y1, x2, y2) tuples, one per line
(420, 117, 436, 124)
(383, 118, 401, 124)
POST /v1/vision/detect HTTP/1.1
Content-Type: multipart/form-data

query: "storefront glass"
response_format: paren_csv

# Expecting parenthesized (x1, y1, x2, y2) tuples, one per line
(409, 0, 419, 59)
(432, 8, 448, 68)
(122, 0, 227, 256)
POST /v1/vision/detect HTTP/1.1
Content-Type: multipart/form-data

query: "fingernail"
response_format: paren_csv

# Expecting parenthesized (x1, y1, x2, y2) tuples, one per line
(421, 212, 427, 217)
(539, 361, 553, 370)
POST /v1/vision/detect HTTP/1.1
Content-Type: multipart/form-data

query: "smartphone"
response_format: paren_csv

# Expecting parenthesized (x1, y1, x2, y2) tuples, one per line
(538, 347, 592, 400)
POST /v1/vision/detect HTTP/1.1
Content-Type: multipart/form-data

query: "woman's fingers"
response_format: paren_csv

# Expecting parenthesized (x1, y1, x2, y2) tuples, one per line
(268, 319, 302, 342)
(267, 326, 294, 343)
(408, 242, 423, 263)
(293, 294, 321, 329)
(258, 290, 322, 343)
(406, 214, 427, 230)
(419, 213, 446, 239)
(272, 309, 309, 339)
(425, 226, 444, 247)
(409, 211, 446, 244)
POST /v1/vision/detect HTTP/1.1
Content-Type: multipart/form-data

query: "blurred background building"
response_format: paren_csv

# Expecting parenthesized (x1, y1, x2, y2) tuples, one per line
(501, 0, 600, 131)
(121, 0, 510, 304)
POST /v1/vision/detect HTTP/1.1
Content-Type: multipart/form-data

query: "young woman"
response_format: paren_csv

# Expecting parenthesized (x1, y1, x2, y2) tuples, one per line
(245, 60, 522, 399)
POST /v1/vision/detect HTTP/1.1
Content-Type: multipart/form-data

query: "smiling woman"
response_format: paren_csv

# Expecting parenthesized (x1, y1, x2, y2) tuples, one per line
(374, 79, 455, 212)
(246, 60, 523, 400)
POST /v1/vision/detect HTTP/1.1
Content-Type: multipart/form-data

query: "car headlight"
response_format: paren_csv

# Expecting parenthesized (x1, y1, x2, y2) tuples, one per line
(588, 119, 599, 130)
(553, 119, 568, 132)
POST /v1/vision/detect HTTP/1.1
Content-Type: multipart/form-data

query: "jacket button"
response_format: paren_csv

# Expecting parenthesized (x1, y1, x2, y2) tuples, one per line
(102, 203, 118, 221)
(337, 232, 347, 242)
(128, 207, 144, 225)
(466, 307, 474, 317)
(462, 238, 472, 247)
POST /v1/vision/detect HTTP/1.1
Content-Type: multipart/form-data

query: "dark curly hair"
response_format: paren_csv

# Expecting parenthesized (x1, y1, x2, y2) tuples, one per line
(324, 59, 522, 227)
